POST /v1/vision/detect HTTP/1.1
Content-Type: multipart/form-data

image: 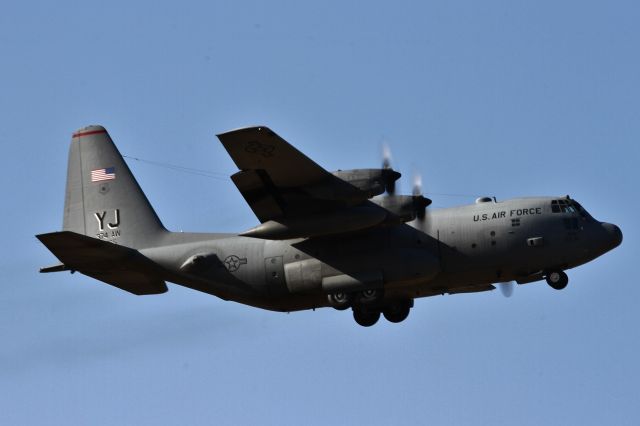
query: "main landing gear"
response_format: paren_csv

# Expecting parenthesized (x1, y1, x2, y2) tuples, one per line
(327, 292, 352, 310)
(546, 270, 569, 290)
(327, 290, 412, 327)
(382, 300, 411, 323)
(353, 307, 381, 327)
(327, 288, 384, 309)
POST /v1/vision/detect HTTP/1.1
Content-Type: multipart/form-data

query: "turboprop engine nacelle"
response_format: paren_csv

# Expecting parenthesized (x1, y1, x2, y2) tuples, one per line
(371, 195, 432, 224)
(332, 168, 401, 198)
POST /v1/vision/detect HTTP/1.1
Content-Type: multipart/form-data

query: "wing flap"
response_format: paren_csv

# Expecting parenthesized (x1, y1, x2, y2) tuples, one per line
(36, 231, 167, 295)
(231, 170, 285, 222)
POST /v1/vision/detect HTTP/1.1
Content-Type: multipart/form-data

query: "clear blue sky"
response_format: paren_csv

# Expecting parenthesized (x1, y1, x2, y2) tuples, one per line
(2, 1, 639, 425)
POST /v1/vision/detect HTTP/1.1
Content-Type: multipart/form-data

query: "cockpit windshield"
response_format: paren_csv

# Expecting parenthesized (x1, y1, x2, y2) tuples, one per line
(572, 200, 594, 220)
(551, 198, 593, 219)
(551, 199, 575, 213)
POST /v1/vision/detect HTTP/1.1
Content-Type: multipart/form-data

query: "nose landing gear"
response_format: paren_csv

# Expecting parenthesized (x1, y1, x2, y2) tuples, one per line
(546, 270, 569, 290)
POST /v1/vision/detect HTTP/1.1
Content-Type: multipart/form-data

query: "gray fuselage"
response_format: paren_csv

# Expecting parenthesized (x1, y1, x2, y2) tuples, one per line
(141, 196, 622, 312)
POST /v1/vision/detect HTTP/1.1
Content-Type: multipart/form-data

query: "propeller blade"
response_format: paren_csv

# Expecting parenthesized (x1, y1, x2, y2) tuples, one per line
(382, 143, 392, 170)
(381, 143, 400, 195)
(498, 282, 514, 298)
(413, 173, 422, 196)
(411, 173, 430, 221)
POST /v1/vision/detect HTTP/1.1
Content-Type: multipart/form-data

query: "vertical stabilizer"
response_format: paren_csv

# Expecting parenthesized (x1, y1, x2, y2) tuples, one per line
(63, 125, 166, 248)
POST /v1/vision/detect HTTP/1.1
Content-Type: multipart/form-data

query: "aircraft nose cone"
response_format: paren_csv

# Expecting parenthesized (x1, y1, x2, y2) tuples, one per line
(602, 222, 623, 248)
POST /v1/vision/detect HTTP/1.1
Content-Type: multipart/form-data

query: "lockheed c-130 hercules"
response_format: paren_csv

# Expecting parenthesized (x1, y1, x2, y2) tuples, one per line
(37, 125, 622, 326)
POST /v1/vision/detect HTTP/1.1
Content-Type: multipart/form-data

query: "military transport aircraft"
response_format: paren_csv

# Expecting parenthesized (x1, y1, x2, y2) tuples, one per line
(37, 125, 623, 326)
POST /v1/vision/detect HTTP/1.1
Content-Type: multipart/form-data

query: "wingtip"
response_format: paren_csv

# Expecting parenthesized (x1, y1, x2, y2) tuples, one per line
(72, 125, 108, 138)
(216, 125, 272, 139)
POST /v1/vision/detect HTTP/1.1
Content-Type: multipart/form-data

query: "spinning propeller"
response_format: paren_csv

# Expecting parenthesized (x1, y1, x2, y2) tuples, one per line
(381, 144, 431, 222)
(382, 143, 400, 195)
(497, 282, 515, 298)
(411, 173, 431, 222)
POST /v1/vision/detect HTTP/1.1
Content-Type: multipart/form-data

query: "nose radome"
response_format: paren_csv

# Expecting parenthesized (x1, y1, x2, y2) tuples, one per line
(602, 222, 623, 248)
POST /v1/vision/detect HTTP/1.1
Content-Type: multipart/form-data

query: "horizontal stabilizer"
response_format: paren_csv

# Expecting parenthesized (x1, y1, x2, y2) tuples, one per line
(36, 231, 167, 295)
(40, 263, 70, 273)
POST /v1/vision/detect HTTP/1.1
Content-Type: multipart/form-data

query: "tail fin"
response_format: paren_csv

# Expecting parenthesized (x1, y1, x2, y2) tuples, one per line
(63, 125, 166, 248)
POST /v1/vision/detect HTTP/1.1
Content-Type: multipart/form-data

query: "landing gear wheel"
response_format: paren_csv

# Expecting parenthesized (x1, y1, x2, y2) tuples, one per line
(327, 292, 352, 310)
(357, 288, 384, 305)
(383, 301, 411, 323)
(353, 308, 381, 327)
(546, 270, 568, 290)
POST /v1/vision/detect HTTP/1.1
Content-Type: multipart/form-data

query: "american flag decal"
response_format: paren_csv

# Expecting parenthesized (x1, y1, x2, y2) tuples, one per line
(91, 167, 116, 182)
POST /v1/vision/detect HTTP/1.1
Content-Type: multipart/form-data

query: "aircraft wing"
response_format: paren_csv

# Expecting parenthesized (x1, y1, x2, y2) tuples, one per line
(36, 231, 168, 295)
(217, 127, 381, 238)
(217, 126, 331, 189)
